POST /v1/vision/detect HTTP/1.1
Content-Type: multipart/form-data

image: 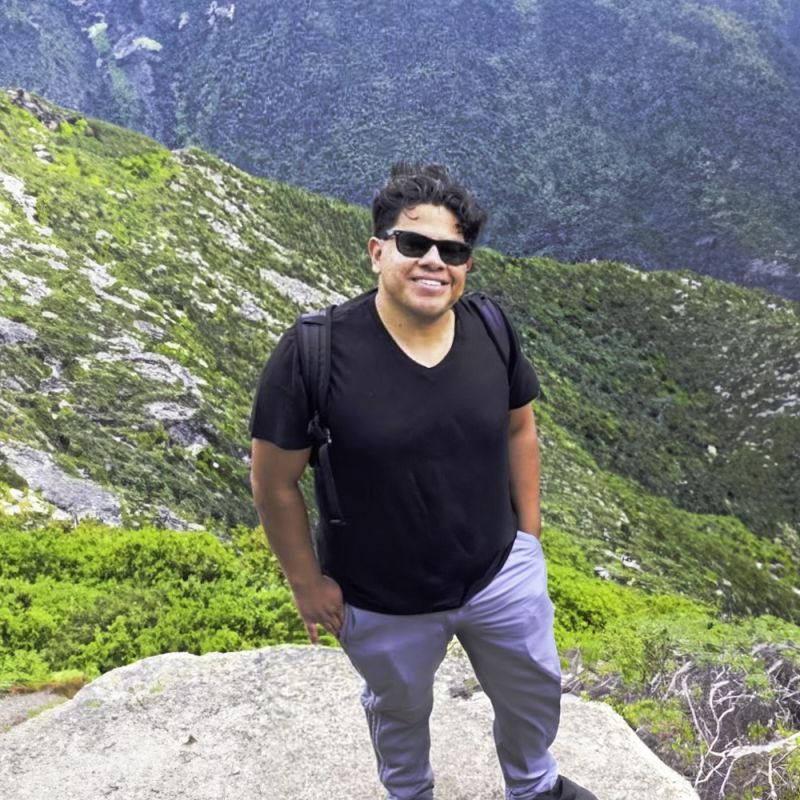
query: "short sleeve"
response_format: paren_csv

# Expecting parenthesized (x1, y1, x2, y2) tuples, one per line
(249, 327, 313, 448)
(505, 314, 540, 409)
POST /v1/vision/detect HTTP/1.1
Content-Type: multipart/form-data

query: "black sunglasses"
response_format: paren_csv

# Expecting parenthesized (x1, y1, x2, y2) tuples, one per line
(382, 229, 472, 266)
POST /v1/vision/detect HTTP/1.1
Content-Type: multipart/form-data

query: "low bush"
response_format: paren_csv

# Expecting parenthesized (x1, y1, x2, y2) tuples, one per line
(0, 519, 316, 689)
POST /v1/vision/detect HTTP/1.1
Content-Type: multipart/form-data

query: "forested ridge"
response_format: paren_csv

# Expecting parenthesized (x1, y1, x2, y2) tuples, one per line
(2, 0, 800, 298)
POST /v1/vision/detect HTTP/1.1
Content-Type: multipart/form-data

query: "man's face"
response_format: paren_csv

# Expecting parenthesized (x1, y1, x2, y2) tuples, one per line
(368, 204, 472, 324)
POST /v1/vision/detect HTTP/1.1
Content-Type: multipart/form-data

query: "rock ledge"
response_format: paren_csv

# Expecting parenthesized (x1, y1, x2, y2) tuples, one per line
(0, 645, 698, 799)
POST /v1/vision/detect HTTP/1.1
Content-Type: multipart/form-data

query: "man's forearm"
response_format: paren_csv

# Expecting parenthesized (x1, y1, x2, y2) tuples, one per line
(252, 474, 344, 642)
(508, 407, 542, 537)
(252, 481, 321, 590)
(509, 439, 541, 536)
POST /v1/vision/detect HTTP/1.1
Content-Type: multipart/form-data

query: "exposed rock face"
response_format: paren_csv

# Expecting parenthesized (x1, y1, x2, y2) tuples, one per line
(0, 442, 122, 526)
(151, 504, 203, 532)
(0, 317, 37, 346)
(0, 646, 699, 800)
(7, 89, 83, 131)
(258, 267, 348, 309)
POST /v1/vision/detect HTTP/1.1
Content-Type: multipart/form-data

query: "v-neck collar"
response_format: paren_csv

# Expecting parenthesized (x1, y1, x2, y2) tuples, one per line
(369, 295, 460, 372)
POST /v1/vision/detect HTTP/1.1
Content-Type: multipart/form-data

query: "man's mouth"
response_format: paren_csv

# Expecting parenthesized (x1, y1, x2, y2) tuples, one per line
(412, 278, 448, 287)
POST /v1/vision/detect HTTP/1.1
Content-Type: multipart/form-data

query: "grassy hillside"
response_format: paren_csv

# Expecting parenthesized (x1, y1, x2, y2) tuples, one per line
(1, 0, 800, 299)
(1, 89, 798, 621)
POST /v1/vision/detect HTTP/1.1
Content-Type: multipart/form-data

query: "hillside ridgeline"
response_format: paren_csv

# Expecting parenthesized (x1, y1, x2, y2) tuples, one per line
(2, 0, 800, 298)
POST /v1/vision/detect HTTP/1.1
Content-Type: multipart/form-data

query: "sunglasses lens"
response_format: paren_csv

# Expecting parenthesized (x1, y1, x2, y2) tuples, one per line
(439, 242, 471, 265)
(395, 232, 431, 258)
(394, 232, 471, 265)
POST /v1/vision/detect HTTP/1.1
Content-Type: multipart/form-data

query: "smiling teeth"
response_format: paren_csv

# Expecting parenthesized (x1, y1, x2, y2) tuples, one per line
(417, 279, 443, 287)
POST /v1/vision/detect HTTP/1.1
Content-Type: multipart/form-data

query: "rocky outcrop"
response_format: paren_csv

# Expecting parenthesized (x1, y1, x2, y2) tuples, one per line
(0, 646, 699, 800)
(7, 89, 85, 131)
(0, 442, 122, 526)
(0, 317, 37, 346)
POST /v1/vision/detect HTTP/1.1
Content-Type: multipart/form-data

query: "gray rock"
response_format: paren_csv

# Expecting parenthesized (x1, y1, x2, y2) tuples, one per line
(32, 144, 54, 164)
(154, 505, 204, 532)
(8, 89, 84, 131)
(144, 402, 209, 447)
(133, 319, 166, 341)
(128, 353, 205, 396)
(166, 420, 209, 448)
(0, 691, 66, 733)
(0, 377, 26, 392)
(258, 266, 347, 309)
(0, 317, 36, 346)
(145, 401, 198, 423)
(0, 646, 699, 800)
(38, 357, 68, 394)
(207, 1, 236, 24)
(594, 566, 612, 580)
(0, 443, 122, 526)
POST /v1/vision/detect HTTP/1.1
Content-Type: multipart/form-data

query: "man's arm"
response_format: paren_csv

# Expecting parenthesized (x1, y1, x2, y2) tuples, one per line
(508, 404, 541, 538)
(250, 438, 344, 642)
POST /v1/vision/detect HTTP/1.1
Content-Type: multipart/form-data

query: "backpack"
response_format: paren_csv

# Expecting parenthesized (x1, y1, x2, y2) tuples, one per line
(296, 291, 513, 527)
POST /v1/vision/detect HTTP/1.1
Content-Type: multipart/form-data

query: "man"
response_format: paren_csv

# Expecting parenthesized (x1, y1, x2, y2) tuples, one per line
(250, 163, 596, 800)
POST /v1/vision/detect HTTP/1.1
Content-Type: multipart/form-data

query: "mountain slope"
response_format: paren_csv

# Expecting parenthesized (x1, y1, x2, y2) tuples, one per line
(1, 0, 800, 298)
(1, 90, 798, 623)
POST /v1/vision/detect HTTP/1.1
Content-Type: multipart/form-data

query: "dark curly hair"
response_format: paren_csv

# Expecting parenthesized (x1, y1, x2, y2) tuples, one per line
(372, 162, 487, 246)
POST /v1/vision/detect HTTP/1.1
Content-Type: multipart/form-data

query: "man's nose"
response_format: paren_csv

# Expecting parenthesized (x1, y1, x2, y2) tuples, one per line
(417, 244, 445, 266)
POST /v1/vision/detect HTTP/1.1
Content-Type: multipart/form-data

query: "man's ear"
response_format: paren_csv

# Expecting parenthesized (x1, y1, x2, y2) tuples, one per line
(368, 237, 383, 274)
(465, 256, 474, 273)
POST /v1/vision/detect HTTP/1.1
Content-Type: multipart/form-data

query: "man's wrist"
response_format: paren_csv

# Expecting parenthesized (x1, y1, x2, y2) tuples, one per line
(517, 513, 541, 537)
(287, 568, 325, 593)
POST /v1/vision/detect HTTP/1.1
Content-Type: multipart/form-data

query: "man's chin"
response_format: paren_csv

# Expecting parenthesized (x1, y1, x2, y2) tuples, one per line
(407, 299, 456, 322)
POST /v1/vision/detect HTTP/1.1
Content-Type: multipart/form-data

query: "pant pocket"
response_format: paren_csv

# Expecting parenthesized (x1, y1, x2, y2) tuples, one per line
(515, 531, 548, 597)
(337, 602, 353, 647)
(516, 529, 542, 547)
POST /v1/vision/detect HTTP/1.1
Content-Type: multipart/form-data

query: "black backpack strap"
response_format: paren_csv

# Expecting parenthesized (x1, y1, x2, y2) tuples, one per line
(297, 305, 332, 443)
(467, 292, 512, 371)
(296, 305, 346, 526)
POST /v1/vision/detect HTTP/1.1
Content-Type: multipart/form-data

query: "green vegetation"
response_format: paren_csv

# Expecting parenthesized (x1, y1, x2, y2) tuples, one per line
(1, 515, 797, 797)
(4, 514, 786, 692)
(0, 518, 314, 689)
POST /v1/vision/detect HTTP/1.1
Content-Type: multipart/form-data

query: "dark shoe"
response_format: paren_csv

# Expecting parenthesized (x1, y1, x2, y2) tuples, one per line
(535, 775, 599, 800)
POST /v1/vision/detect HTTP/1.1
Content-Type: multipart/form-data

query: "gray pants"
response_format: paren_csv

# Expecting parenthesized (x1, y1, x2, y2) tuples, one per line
(338, 532, 561, 800)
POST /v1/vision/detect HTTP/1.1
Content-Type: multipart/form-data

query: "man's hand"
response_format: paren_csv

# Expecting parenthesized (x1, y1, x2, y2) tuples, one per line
(292, 574, 345, 644)
(251, 439, 340, 644)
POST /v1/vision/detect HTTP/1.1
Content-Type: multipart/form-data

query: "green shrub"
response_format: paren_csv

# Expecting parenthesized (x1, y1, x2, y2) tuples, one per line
(0, 520, 306, 687)
(0, 649, 50, 690)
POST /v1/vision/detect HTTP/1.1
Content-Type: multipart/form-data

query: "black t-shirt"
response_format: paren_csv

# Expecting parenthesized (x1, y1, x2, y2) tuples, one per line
(250, 291, 540, 614)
